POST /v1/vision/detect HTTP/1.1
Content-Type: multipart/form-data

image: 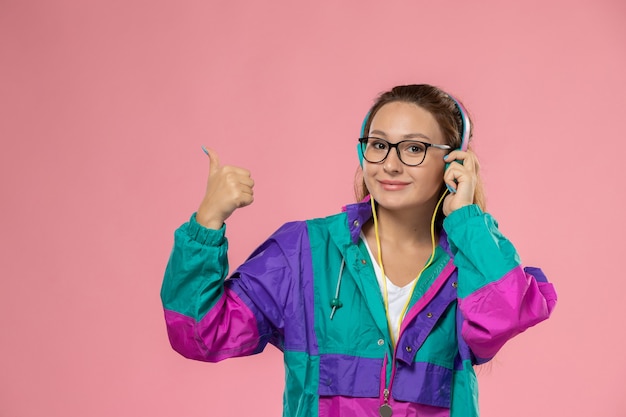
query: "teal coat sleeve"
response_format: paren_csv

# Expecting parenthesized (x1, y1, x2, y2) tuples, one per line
(161, 215, 270, 362)
(444, 205, 557, 360)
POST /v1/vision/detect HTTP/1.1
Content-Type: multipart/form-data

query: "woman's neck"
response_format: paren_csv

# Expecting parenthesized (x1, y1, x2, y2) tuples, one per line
(371, 200, 439, 246)
(362, 198, 442, 287)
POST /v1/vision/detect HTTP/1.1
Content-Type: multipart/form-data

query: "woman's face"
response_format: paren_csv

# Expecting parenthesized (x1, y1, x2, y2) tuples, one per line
(363, 101, 448, 213)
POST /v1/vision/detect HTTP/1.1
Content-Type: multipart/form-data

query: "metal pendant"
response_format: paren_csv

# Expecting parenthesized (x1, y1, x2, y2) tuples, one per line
(379, 404, 393, 417)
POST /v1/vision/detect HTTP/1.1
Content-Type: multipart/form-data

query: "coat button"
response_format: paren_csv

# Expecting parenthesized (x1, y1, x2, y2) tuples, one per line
(377, 339, 384, 346)
(426, 312, 433, 318)
(353, 220, 360, 227)
(361, 259, 367, 265)
(452, 282, 458, 288)
(405, 346, 412, 352)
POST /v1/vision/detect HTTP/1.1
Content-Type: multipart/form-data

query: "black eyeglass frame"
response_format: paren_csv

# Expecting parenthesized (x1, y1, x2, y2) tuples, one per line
(358, 137, 452, 167)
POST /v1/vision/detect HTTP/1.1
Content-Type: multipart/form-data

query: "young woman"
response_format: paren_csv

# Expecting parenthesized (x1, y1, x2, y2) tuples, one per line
(161, 84, 557, 417)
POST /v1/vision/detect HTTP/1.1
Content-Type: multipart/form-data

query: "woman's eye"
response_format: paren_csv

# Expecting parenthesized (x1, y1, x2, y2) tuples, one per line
(372, 141, 388, 150)
(405, 143, 425, 154)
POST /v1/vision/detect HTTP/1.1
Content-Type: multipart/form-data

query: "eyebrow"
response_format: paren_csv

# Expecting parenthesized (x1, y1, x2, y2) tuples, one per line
(369, 130, 432, 141)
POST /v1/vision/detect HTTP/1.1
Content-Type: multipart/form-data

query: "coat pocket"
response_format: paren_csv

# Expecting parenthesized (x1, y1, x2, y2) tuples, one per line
(318, 353, 383, 397)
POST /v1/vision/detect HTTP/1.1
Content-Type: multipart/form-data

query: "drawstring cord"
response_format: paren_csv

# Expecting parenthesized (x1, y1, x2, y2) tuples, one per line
(371, 190, 449, 344)
(330, 259, 345, 320)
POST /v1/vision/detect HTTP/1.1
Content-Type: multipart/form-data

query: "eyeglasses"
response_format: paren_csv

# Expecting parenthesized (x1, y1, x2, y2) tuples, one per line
(358, 137, 452, 167)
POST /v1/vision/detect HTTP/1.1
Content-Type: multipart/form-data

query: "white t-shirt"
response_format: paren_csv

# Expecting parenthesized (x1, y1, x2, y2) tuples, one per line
(361, 233, 416, 342)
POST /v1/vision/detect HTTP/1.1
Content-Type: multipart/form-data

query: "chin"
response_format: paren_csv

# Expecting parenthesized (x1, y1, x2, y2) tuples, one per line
(373, 196, 416, 211)
(373, 191, 440, 213)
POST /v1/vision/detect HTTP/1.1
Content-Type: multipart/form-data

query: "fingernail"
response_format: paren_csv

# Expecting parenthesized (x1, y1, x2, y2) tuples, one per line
(444, 154, 449, 160)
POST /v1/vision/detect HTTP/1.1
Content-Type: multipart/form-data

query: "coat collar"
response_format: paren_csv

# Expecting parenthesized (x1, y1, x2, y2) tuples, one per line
(342, 198, 373, 245)
(342, 198, 452, 256)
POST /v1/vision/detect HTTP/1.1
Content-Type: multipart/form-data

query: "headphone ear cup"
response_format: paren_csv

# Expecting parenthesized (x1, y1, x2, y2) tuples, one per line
(357, 143, 364, 167)
(358, 111, 371, 167)
(445, 93, 470, 194)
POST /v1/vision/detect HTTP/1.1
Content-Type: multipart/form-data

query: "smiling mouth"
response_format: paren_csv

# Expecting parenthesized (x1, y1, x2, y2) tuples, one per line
(379, 180, 410, 190)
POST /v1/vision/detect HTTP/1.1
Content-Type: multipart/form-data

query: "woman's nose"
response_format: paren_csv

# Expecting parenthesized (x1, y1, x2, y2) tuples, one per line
(383, 148, 403, 173)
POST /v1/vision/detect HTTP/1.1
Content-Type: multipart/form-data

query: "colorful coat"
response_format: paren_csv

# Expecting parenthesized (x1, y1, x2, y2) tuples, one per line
(161, 202, 557, 416)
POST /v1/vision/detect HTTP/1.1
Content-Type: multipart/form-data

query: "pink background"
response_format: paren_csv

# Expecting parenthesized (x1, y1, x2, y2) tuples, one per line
(1, 1, 625, 416)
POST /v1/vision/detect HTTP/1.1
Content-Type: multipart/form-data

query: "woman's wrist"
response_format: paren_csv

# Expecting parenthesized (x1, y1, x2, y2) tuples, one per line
(195, 207, 226, 230)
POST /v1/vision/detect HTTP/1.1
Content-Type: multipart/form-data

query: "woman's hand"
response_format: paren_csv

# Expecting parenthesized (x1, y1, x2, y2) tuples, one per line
(442, 150, 479, 216)
(196, 147, 255, 229)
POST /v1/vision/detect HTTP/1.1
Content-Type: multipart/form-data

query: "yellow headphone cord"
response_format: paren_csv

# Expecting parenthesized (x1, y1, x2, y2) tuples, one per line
(370, 190, 449, 345)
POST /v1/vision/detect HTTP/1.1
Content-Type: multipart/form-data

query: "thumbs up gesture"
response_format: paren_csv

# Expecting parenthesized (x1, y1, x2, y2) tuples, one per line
(196, 147, 255, 229)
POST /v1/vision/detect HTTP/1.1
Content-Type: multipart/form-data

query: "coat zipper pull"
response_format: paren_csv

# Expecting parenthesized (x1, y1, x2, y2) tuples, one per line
(379, 388, 392, 417)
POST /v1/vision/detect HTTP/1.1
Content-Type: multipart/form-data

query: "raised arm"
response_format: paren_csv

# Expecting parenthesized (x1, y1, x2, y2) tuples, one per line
(161, 148, 266, 362)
